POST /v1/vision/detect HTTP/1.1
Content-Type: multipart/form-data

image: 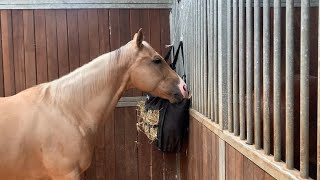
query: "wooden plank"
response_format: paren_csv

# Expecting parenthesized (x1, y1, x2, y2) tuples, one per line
(185, 117, 195, 179)
(98, 9, 110, 54)
(137, 132, 152, 180)
(243, 156, 254, 180)
(23, 10, 36, 88)
(119, 9, 133, 97)
(78, 9, 90, 66)
(140, 10, 150, 43)
(253, 163, 266, 180)
(124, 107, 138, 180)
(109, 9, 120, 52)
(129, 9, 142, 96)
(160, 9, 170, 61)
(235, 148, 244, 180)
(1, 10, 15, 97)
(202, 127, 209, 180)
(34, 10, 48, 84)
(205, 125, 213, 180)
(67, 10, 80, 72)
(12, 10, 25, 93)
(193, 120, 199, 180)
(226, 144, 236, 180)
(56, 9, 69, 77)
(88, 9, 100, 60)
(104, 110, 116, 180)
(212, 127, 218, 180)
(219, 138, 226, 180)
(0, 3, 172, 10)
(114, 107, 126, 180)
(130, 10, 140, 38)
(0, 0, 173, 4)
(198, 121, 203, 179)
(0, 12, 4, 97)
(45, 10, 58, 81)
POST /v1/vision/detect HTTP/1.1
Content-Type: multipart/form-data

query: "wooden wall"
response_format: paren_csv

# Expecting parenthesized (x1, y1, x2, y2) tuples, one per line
(0, 9, 176, 180)
(179, 117, 276, 180)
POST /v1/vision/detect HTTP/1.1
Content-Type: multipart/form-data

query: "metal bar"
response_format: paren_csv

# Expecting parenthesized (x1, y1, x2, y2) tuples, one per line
(233, 0, 239, 136)
(192, 1, 198, 110)
(263, 0, 271, 155)
(318, 0, 320, 177)
(300, 0, 310, 178)
(190, 0, 193, 108)
(273, 0, 281, 162)
(227, 0, 233, 132)
(196, 0, 199, 111)
(239, 0, 245, 140)
(200, 0, 204, 115)
(208, 0, 214, 120)
(218, 0, 223, 129)
(204, 0, 208, 117)
(254, 0, 261, 150)
(214, 0, 219, 124)
(286, 0, 294, 170)
(246, 0, 253, 145)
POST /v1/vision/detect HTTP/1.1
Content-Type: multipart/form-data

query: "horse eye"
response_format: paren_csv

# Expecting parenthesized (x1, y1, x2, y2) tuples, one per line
(153, 58, 162, 64)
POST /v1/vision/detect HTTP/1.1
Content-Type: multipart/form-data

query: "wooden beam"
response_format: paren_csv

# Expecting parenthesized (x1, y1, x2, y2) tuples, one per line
(116, 96, 146, 107)
(190, 109, 312, 180)
(0, 0, 172, 9)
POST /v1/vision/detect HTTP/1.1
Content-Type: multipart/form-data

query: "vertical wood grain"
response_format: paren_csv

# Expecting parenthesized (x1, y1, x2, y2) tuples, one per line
(34, 10, 47, 84)
(56, 10, 69, 77)
(23, 10, 36, 88)
(12, 10, 25, 92)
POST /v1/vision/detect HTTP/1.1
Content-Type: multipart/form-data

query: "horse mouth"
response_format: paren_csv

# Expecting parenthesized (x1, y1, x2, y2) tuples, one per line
(170, 91, 184, 103)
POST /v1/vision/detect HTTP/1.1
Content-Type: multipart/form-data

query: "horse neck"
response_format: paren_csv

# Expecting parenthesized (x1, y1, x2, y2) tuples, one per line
(46, 45, 132, 129)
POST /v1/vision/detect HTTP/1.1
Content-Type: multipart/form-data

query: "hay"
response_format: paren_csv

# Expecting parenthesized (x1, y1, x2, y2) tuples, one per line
(136, 101, 160, 142)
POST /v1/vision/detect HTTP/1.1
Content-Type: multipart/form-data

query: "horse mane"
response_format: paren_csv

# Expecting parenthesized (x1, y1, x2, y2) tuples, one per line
(43, 44, 131, 105)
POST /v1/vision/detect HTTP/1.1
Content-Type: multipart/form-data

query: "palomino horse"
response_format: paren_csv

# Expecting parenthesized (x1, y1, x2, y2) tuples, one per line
(0, 29, 188, 180)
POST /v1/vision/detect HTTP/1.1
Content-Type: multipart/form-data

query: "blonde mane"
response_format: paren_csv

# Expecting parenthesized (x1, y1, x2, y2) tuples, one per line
(44, 44, 132, 106)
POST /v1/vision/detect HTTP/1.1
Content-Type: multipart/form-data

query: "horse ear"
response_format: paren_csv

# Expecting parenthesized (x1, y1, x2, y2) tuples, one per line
(133, 28, 144, 48)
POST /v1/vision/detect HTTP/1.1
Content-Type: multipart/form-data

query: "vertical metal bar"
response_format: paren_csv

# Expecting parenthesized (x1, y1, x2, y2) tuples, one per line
(318, 0, 320, 177)
(208, 0, 214, 119)
(191, 0, 194, 109)
(233, 0, 239, 136)
(300, 0, 310, 178)
(273, 0, 281, 162)
(214, 0, 219, 123)
(205, 0, 208, 117)
(239, 0, 245, 140)
(286, 0, 294, 169)
(227, 0, 233, 132)
(254, 0, 261, 150)
(218, 0, 223, 129)
(246, 0, 253, 145)
(205, 0, 209, 117)
(200, 0, 204, 115)
(195, 0, 200, 112)
(263, 0, 270, 155)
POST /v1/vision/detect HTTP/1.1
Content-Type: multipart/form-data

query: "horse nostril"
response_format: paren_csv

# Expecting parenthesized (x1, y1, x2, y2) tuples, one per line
(183, 85, 186, 91)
